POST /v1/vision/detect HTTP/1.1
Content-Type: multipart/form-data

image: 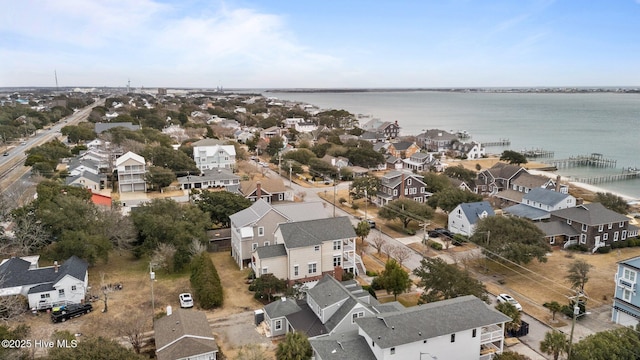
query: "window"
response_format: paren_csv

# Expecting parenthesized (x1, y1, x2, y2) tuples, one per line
(608, 223, 613, 229)
(71, 285, 77, 291)
(472, 329, 477, 337)
(567, 219, 572, 225)
(598, 225, 604, 232)
(333, 256, 341, 267)
(308, 263, 317, 274)
(258, 227, 265, 236)
(264, 241, 270, 246)
(333, 240, 341, 250)
(393, 189, 398, 196)
(262, 267, 268, 275)
(40, 293, 50, 299)
(352, 311, 364, 323)
(620, 222, 625, 228)
(407, 178, 412, 186)
(421, 187, 425, 193)
(622, 230, 627, 240)
(252, 243, 258, 251)
(279, 193, 284, 201)
(580, 234, 586, 244)
(451, 334, 456, 343)
(314, 245, 320, 251)
(623, 289, 632, 302)
(623, 268, 636, 282)
(58, 289, 65, 298)
(390, 347, 396, 355)
(614, 232, 619, 241)
(275, 319, 282, 330)
(603, 233, 608, 241)
(550, 236, 555, 245)
(294, 265, 299, 276)
(581, 224, 588, 232)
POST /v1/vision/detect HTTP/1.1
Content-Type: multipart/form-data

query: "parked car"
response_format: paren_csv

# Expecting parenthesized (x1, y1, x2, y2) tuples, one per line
(497, 293, 522, 311)
(179, 293, 194, 308)
(51, 303, 93, 323)
(367, 219, 376, 229)
(428, 228, 454, 238)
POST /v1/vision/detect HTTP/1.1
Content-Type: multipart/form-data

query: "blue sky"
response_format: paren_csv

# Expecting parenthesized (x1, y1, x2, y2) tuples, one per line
(2, 0, 640, 88)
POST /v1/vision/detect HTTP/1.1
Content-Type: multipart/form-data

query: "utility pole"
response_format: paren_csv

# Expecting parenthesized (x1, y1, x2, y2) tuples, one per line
(149, 263, 156, 316)
(567, 291, 583, 359)
(289, 165, 292, 188)
(364, 189, 368, 220)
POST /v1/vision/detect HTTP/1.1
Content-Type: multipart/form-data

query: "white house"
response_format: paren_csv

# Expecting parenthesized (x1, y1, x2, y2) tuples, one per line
(448, 201, 495, 236)
(0, 256, 88, 310)
(116, 151, 147, 193)
(192, 139, 236, 171)
(503, 188, 576, 221)
(154, 309, 219, 360)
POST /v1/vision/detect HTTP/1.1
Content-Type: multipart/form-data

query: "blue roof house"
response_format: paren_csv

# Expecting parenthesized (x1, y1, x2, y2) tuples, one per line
(612, 256, 640, 327)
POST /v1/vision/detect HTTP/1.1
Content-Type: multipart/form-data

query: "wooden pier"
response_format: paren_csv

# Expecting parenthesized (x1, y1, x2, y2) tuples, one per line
(520, 148, 555, 158)
(481, 139, 510, 147)
(544, 153, 617, 169)
(570, 169, 640, 185)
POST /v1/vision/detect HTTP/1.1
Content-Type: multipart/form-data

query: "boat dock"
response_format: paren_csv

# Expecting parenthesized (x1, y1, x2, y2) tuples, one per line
(543, 153, 617, 169)
(520, 148, 555, 158)
(570, 169, 640, 185)
(481, 139, 511, 147)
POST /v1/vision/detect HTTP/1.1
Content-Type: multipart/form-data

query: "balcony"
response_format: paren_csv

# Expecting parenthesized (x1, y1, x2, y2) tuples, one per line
(480, 324, 503, 344)
(479, 342, 499, 360)
(617, 275, 637, 291)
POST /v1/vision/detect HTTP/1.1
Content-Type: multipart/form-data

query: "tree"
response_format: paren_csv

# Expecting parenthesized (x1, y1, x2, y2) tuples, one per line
(308, 158, 338, 178)
(595, 192, 629, 214)
(378, 198, 434, 229)
(371, 234, 386, 255)
(354, 221, 371, 245)
(444, 165, 477, 183)
(413, 257, 488, 303)
(566, 259, 593, 293)
(190, 252, 223, 309)
(500, 150, 528, 165)
(237, 343, 270, 360)
(426, 187, 483, 213)
(377, 259, 412, 300)
(420, 172, 453, 193)
(47, 334, 145, 360)
(349, 175, 380, 200)
(283, 148, 316, 165)
(251, 273, 287, 303)
(495, 302, 521, 334)
(570, 327, 640, 360)
(193, 191, 252, 227)
(492, 352, 531, 360)
(470, 216, 550, 265)
(2, 210, 50, 256)
(266, 135, 285, 156)
(390, 245, 412, 266)
(543, 301, 562, 321)
(539, 330, 567, 360)
(276, 331, 312, 360)
(345, 147, 385, 168)
(112, 309, 150, 354)
(145, 166, 177, 190)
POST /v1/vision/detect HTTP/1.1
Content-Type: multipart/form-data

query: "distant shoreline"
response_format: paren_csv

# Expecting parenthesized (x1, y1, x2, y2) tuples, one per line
(265, 87, 640, 94)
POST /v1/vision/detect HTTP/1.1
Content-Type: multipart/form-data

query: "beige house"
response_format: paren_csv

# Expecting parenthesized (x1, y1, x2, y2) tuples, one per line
(116, 151, 146, 193)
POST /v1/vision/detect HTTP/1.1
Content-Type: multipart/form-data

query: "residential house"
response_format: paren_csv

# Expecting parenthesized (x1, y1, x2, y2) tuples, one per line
(375, 170, 430, 206)
(476, 163, 527, 195)
(260, 126, 283, 140)
(416, 129, 458, 152)
(361, 119, 400, 139)
(67, 158, 100, 177)
(178, 168, 240, 190)
(116, 151, 146, 193)
(154, 308, 219, 360)
(384, 155, 403, 170)
(66, 171, 102, 192)
(192, 139, 236, 171)
(449, 177, 476, 193)
(612, 256, 640, 327)
(295, 121, 318, 133)
(94, 122, 140, 134)
(545, 202, 636, 251)
(451, 141, 486, 159)
(503, 188, 576, 221)
(448, 201, 495, 236)
(359, 131, 383, 143)
(0, 255, 88, 310)
(229, 200, 329, 269)
(321, 155, 350, 170)
(238, 177, 291, 203)
(251, 217, 363, 283)
(403, 152, 435, 172)
(387, 141, 420, 159)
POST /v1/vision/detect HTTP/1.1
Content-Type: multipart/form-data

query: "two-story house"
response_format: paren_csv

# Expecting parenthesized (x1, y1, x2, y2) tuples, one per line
(416, 129, 458, 152)
(229, 199, 329, 269)
(387, 141, 420, 159)
(448, 201, 495, 236)
(612, 256, 640, 327)
(375, 170, 431, 206)
(361, 119, 400, 140)
(476, 163, 527, 195)
(192, 139, 236, 171)
(116, 151, 146, 193)
(251, 217, 363, 283)
(177, 168, 240, 190)
(546, 202, 635, 252)
(238, 177, 292, 203)
(451, 141, 486, 159)
(503, 188, 576, 221)
(402, 152, 436, 172)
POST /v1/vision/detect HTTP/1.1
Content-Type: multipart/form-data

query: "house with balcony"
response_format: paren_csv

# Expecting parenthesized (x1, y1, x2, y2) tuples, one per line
(177, 168, 240, 190)
(402, 152, 436, 172)
(503, 188, 576, 221)
(229, 199, 329, 269)
(544, 202, 636, 252)
(612, 256, 640, 327)
(251, 216, 364, 283)
(448, 201, 495, 236)
(476, 163, 527, 195)
(116, 151, 146, 193)
(375, 170, 431, 206)
(451, 141, 486, 159)
(416, 129, 458, 152)
(192, 139, 236, 171)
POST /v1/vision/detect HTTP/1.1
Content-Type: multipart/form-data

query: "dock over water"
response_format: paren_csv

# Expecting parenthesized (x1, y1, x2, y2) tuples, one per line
(570, 169, 640, 185)
(544, 153, 617, 169)
(481, 139, 510, 147)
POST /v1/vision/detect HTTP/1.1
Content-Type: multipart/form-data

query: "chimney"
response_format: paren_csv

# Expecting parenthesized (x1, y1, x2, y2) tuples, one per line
(54, 261, 59, 273)
(334, 266, 344, 281)
(256, 181, 262, 199)
(400, 172, 405, 199)
(555, 175, 561, 192)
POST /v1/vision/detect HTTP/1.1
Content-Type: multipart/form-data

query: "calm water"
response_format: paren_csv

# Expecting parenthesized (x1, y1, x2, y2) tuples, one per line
(266, 91, 640, 199)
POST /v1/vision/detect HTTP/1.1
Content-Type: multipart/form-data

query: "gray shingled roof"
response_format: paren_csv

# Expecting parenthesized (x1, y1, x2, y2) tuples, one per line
(192, 138, 227, 146)
(420, 129, 457, 141)
(228, 199, 273, 227)
(65, 171, 102, 187)
(325, 297, 358, 331)
(310, 331, 376, 360)
(535, 221, 580, 237)
(307, 275, 353, 309)
(511, 172, 550, 188)
(551, 202, 628, 225)
(355, 295, 511, 349)
(487, 162, 524, 180)
(279, 217, 355, 249)
(381, 170, 425, 189)
(504, 204, 550, 220)
(263, 297, 302, 318)
(256, 244, 287, 259)
(178, 168, 239, 184)
(273, 202, 329, 222)
(287, 302, 328, 337)
(458, 201, 495, 225)
(390, 141, 414, 151)
(154, 309, 218, 360)
(523, 188, 571, 206)
(0, 256, 87, 289)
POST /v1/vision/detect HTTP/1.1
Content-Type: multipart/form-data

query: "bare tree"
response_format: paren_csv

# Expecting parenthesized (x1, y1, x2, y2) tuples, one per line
(99, 272, 115, 313)
(4, 212, 50, 256)
(391, 246, 412, 267)
(371, 234, 386, 255)
(112, 309, 150, 354)
(150, 243, 177, 273)
(95, 207, 136, 253)
(189, 238, 207, 256)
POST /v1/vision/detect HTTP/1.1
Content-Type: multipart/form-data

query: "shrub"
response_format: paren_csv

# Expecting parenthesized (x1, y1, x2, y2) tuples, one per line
(596, 246, 611, 254)
(351, 203, 359, 210)
(371, 276, 384, 290)
(190, 252, 223, 309)
(342, 271, 354, 281)
(338, 197, 347, 204)
(406, 229, 416, 235)
(567, 244, 589, 252)
(429, 241, 443, 250)
(366, 270, 378, 277)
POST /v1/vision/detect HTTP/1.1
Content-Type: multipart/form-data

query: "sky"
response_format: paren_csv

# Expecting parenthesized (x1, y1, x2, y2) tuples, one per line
(2, 0, 640, 88)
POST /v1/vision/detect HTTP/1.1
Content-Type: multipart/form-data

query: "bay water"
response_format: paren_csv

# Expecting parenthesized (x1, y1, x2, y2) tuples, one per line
(266, 90, 640, 199)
